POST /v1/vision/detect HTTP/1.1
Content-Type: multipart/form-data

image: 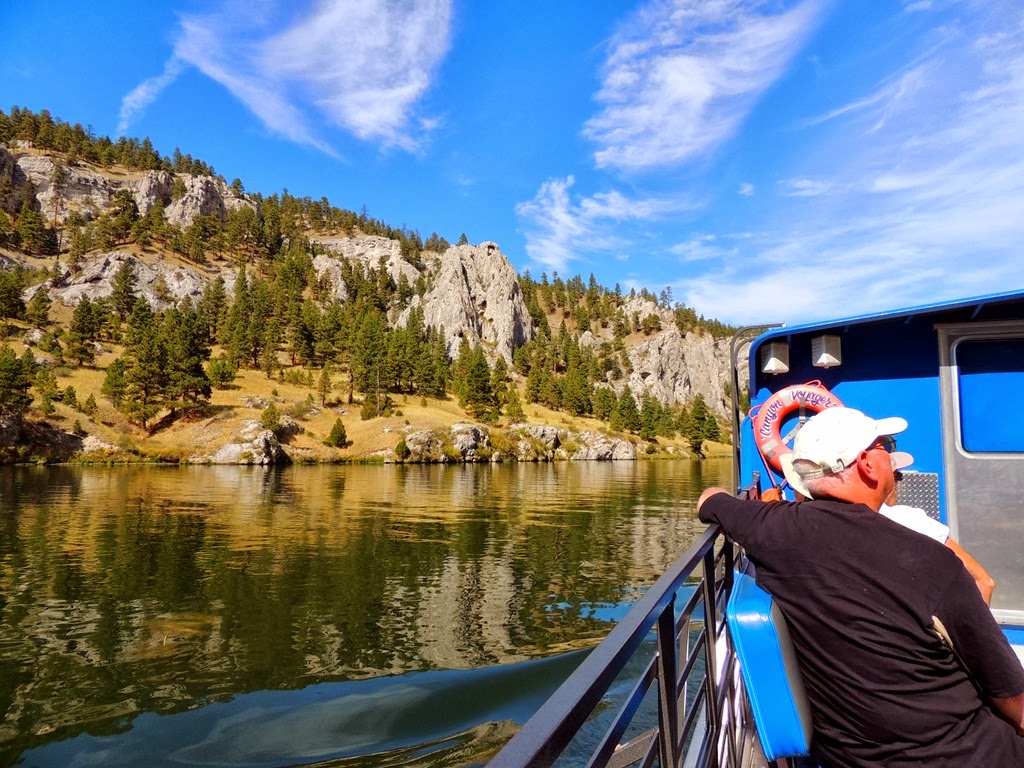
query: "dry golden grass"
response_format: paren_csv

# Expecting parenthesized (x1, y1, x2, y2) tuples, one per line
(7, 346, 715, 462)
(3, 307, 721, 462)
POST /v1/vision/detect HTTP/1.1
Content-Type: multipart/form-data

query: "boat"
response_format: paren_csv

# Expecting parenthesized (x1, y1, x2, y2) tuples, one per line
(488, 289, 1024, 767)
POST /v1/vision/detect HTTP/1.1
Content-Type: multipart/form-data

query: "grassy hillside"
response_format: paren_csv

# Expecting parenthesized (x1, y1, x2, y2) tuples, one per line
(2, 320, 730, 464)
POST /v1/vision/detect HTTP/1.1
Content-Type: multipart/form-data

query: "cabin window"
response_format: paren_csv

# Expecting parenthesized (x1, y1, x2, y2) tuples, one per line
(955, 337, 1024, 452)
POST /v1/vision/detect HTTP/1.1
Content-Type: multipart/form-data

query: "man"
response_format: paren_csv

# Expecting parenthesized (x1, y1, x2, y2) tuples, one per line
(780, 451, 996, 604)
(700, 407, 1024, 766)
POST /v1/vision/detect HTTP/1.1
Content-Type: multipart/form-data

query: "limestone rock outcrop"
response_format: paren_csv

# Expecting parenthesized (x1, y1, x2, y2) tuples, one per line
(34, 252, 215, 311)
(576, 292, 743, 419)
(415, 242, 534, 362)
(130, 171, 174, 216)
(313, 238, 535, 363)
(163, 175, 253, 228)
(200, 422, 289, 465)
(395, 423, 636, 464)
(568, 432, 638, 461)
(0, 146, 27, 211)
(14, 153, 112, 222)
(625, 326, 734, 415)
(6, 146, 252, 229)
(3, 143, 743, 428)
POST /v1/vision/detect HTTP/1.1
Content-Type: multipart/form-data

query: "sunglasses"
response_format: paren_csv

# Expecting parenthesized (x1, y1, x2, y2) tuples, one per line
(871, 435, 897, 454)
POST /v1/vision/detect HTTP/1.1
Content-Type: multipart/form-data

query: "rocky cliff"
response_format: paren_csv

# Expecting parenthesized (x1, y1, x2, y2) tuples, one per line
(5, 142, 743, 421)
(4, 146, 254, 228)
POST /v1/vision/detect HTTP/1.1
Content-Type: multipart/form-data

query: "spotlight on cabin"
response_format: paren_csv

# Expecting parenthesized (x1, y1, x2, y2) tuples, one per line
(761, 341, 790, 374)
(812, 334, 842, 368)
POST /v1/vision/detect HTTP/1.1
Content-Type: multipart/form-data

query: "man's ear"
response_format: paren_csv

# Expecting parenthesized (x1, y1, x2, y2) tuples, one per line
(856, 449, 883, 484)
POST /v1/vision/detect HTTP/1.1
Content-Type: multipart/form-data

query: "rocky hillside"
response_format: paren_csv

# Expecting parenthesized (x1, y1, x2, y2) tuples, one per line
(0, 134, 746, 465)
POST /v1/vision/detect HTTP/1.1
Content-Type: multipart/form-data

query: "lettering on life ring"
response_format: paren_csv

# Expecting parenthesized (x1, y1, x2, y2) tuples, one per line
(750, 381, 843, 471)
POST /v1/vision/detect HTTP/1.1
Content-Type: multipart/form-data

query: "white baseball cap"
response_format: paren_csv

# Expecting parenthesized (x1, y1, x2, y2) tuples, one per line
(780, 407, 913, 496)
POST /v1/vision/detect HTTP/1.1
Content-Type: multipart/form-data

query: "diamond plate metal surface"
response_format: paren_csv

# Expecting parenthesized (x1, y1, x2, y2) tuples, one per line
(896, 472, 940, 520)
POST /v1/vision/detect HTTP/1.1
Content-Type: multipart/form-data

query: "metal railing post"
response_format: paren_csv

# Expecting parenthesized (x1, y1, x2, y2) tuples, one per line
(656, 593, 680, 767)
(729, 323, 783, 489)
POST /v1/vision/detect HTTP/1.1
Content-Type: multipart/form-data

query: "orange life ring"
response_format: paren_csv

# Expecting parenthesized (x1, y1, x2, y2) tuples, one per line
(751, 381, 843, 471)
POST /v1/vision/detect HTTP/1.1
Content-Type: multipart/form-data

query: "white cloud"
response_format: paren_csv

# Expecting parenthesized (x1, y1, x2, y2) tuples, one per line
(677, 2, 1024, 324)
(738, 182, 755, 196)
(515, 176, 693, 275)
(584, 0, 827, 171)
(262, 0, 452, 149)
(671, 234, 736, 263)
(118, 58, 185, 135)
(119, 0, 452, 153)
(778, 178, 834, 197)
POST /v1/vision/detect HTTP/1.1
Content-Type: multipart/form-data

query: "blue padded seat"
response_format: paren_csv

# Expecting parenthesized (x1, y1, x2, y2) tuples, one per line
(726, 569, 814, 762)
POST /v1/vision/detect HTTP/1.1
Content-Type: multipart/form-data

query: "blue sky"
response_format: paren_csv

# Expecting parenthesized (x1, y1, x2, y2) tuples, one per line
(5, 0, 1024, 325)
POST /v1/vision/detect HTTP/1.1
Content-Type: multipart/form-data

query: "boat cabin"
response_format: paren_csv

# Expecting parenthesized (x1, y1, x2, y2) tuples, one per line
(736, 289, 1024, 653)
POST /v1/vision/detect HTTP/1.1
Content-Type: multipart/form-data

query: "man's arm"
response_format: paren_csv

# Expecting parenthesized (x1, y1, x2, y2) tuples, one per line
(945, 538, 996, 605)
(988, 693, 1024, 736)
(697, 487, 729, 517)
(933, 567, 1024, 733)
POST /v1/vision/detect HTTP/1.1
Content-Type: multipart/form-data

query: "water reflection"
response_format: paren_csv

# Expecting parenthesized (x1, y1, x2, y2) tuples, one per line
(0, 460, 730, 766)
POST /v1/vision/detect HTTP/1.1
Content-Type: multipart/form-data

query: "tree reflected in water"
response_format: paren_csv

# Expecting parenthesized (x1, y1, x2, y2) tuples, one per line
(0, 461, 730, 764)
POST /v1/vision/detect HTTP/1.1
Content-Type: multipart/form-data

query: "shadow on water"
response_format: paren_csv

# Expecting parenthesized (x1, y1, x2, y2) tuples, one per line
(20, 650, 589, 768)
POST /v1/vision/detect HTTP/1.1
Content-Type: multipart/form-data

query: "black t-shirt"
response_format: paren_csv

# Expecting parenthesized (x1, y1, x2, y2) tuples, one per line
(700, 493, 1024, 767)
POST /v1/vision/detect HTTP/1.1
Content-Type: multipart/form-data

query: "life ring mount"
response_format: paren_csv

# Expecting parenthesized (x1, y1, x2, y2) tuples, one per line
(751, 381, 843, 471)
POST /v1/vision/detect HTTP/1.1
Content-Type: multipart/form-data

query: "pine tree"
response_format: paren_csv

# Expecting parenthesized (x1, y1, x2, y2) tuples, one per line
(196, 275, 228, 340)
(207, 355, 237, 389)
(352, 309, 387, 395)
(101, 357, 127, 407)
(15, 187, 47, 254)
(0, 268, 25, 320)
(324, 417, 347, 447)
(222, 267, 253, 365)
(161, 299, 212, 412)
(684, 394, 719, 458)
(456, 345, 495, 417)
(640, 393, 660, 441)
(318, 363, 332, 407)
(491, 356, 509, 403)
(0, 344, 32, 423)
(504, 386, 526, 423)
(428, 327, 449, 397)
(25, 287, 51, 327)
(110, 259, 139, 320)
(259, 320, 282, 378)
(593, 386, 616, 421)
(66, 296, 100, 366)
(121, 301, 165, 430)
(562, 364, 592, 417)
(614, 388, 642, 434)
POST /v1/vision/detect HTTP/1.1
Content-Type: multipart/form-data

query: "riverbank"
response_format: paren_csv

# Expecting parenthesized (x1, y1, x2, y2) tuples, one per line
(1, 339, 728, 465)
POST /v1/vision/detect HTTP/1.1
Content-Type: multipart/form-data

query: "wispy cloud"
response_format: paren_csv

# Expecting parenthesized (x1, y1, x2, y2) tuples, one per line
(778, 178, 834, 197)
(516, 176, 693, 275)
(119, 0, 453, 153)
(584, 0, 828, 171)
(671, 234, 738, 262)
(118, 58, 185, 135)
(675, 1, 1024, 323)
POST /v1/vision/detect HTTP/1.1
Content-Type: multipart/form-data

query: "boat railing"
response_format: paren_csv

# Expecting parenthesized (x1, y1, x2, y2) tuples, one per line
(489, 493, 758, 768)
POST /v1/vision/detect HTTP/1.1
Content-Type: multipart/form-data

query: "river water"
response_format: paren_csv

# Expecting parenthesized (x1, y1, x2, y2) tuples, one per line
(0, 460, 731, 767)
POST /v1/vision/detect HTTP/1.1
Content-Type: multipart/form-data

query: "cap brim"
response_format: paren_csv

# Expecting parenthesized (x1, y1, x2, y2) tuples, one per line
(875, 416, 908, 436)
(779, 454, 812, 499)
(891, 451, 914, 471)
